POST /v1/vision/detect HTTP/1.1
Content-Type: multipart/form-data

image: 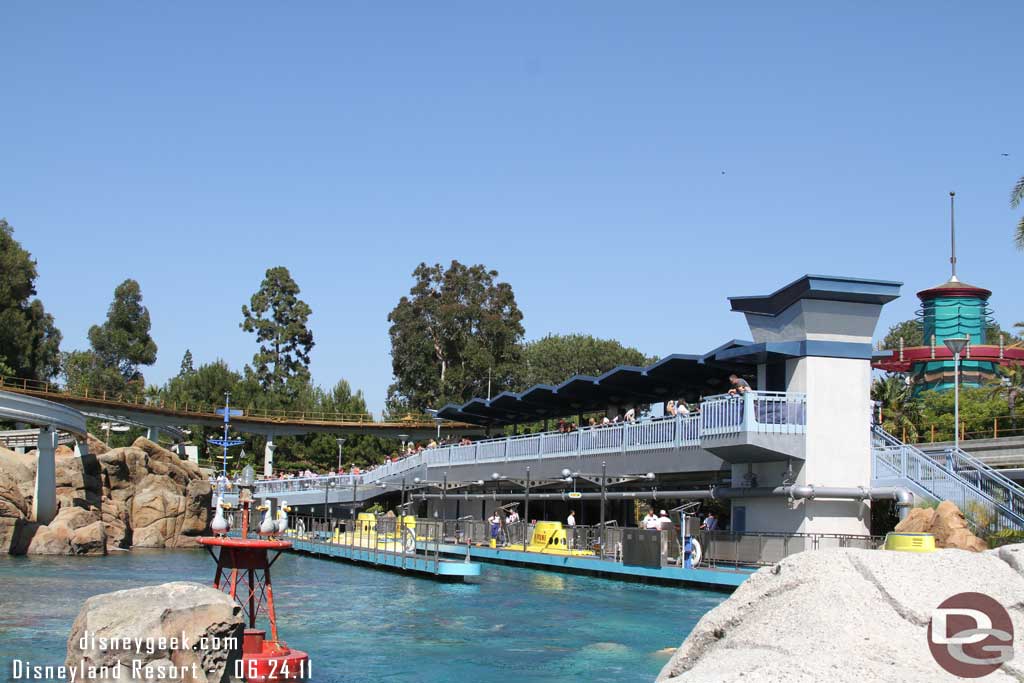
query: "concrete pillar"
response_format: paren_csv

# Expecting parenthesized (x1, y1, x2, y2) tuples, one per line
(33, 425, 58, 524)
(728, 275, 902, 537)
(74, 438, 89, 458)
(146, 426, 161, 442)
(14, 422, 27, 453)
(264, 435, 276, 477)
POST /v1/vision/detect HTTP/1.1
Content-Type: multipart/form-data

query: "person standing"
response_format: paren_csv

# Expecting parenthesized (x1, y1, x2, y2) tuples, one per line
(566, 509, 576, 550)
(488, 510, 502, 543)
(642, 509, 660, 530)
(505, 507, 520, 545)
(657, 509, 672, 530)
(728, 374, 751, 395)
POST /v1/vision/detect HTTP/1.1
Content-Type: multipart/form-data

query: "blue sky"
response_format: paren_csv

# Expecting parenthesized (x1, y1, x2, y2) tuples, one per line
(2, 2, 1021, 415)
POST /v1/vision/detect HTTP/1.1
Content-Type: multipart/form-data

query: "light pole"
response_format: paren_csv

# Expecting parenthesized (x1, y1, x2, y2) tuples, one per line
(945, 337, 969, 453)
(336, 438, 346, 472)
(351, 476, 358, 524)
(323, 479, 336, 535)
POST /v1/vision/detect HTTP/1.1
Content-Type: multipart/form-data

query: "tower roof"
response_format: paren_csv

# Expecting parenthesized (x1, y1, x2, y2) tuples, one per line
(917, 277, 991, 301)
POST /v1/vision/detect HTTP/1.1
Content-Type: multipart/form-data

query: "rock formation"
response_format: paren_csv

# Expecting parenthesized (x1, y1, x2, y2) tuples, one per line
(66, 581, 244, 683)
(658, 544, 1024, 682)
(0, 436, 211, 555)
(894, 500, 989, 552)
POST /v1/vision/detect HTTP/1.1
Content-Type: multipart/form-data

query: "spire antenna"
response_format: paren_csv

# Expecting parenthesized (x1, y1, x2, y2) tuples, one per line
(949, 191, 959, 282)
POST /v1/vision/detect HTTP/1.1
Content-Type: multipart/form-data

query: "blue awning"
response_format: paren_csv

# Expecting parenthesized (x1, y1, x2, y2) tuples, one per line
(436, 341, 756, 426)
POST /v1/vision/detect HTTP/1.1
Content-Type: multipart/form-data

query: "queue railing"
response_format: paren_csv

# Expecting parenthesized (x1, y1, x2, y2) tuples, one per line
(251, 393, 807, 495)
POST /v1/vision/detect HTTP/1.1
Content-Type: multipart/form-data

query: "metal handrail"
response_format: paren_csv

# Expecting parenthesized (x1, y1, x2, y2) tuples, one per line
(871, 426, 1024, 532)
(0, 375, 444, 426)
(258, 392, 809, 490)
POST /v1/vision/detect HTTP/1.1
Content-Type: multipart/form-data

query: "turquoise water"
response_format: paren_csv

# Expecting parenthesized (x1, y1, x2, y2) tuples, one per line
(0, 551, 725, 683)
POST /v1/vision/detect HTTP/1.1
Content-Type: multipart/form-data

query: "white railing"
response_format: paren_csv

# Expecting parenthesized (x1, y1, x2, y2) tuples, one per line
(253, 474, 359, 495)
(251, 392, 807, 493)
(701, 391, 807, 437)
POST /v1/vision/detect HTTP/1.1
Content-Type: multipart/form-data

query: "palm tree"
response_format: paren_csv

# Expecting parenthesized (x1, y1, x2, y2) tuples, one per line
(1013, 175, 1024, 250)
(871, 374, 921, 441)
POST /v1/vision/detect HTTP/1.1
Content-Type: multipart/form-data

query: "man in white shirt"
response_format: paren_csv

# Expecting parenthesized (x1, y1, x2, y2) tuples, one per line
(488, 510, 502, 544)
(643, 509, 660, 530)
(658, 510, 672, 530)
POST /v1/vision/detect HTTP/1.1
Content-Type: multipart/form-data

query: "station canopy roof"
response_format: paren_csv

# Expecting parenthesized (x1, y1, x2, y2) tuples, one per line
(437, 339, 758, 427)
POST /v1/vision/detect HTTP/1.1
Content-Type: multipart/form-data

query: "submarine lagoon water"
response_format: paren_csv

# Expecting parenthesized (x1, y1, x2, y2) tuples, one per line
(0, 550, 725, 683)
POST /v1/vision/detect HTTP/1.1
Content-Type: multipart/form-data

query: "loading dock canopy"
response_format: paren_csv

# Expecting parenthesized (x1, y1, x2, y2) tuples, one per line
(436, 340, 757, 427)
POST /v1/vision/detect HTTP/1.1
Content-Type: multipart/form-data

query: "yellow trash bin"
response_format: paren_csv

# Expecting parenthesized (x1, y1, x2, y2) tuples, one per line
(884, 532, 936, 552)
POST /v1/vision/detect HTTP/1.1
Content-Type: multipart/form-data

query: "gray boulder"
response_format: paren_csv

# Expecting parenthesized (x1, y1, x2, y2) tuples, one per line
(658, 545, 1024, 682)
(66, 581, 244, 683)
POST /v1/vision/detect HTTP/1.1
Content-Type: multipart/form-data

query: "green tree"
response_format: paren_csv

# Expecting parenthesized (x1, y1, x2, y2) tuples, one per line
(0, 219, 62, 380)
(179, 349, 195, 377)
(871, 374, 921, 441)
(518, 334, 654, 388)
(63, 279, 157, 398)
(1012, 175, 1024, 250)
(881, 317, 1019, 348)
(986, 322, 1022, 346)
(918, 386, 1006, 442)
(240, 266, 315, 396)
(387, 261, 524, 412)
(62, 350, 125, 397)
(90, 279, 158, 372)
(881, 319, 923, 350)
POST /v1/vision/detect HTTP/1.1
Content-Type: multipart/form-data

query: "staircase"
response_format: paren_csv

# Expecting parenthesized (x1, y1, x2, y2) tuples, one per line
(871, 426, 1024, 533)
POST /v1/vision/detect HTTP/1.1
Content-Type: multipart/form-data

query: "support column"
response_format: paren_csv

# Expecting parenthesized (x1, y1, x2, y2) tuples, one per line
(15, 423, 27, 454)
(264, 435, 276, 477)
(34, 425, 58, 524)
(146, 425, 161, 443)
(74, 438, 89, 459)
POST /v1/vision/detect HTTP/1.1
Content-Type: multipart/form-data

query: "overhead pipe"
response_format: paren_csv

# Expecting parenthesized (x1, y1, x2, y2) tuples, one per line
(411, 484, 914, 516)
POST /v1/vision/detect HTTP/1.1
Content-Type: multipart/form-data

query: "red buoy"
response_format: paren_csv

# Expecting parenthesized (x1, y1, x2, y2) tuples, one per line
(199, 496, 310, 681)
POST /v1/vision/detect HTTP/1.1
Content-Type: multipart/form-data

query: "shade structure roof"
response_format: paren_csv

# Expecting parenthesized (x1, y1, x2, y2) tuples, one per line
(729, 274, 902, 317)
(436, 340, 756, 427)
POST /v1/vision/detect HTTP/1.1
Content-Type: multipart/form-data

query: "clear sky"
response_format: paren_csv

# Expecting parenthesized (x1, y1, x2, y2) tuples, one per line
(2, 2, 1021, 415)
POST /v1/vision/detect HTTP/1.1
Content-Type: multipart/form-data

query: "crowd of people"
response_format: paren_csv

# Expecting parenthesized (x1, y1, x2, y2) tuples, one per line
(215, 375, 755, 486)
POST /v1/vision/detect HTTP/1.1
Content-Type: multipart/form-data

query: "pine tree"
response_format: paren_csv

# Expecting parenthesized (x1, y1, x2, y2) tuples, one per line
(88, 279, 158, 379)
(240, 266, 315, 394)
(65, 279, 157, 398)
(179, 349, 195, 377)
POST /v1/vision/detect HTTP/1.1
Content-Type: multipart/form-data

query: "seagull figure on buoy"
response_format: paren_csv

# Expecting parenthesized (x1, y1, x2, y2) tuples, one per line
(276, 500, 291, 535)
(258, 503, 277, 536)
(211, 496, 231, 536)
